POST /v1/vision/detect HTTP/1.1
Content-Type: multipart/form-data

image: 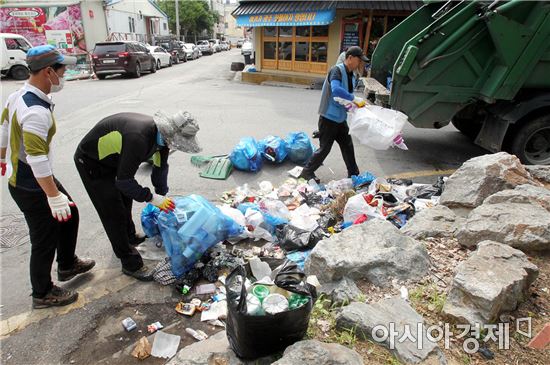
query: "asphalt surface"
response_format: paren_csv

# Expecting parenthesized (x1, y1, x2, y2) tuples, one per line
(0, 49, 487, 364)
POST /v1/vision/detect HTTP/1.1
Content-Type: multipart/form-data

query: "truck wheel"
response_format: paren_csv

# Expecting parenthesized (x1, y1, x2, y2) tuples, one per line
(10, 65, 29, 80)
(451, 118, 483, 139)
(510, 115, 550, 165)
(96, 74, 106, 80)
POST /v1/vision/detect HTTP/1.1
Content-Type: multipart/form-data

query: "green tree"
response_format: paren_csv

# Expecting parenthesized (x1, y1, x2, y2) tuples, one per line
(158, 0, 219, 41)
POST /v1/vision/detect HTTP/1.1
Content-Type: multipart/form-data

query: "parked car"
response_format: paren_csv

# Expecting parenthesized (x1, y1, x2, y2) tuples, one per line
(1, 33, 32, 80)
(182, 43, 199, 60)
(197, 40, 213, 55)
(220, 41, 230, 51)
(147, 45, 172, 69)
(236, 38, 245, 48)
(241, 40, 253, 56)
(209, 39, 221, 53)
(92, 41, 156, 79)
(157, 38, 186, 63)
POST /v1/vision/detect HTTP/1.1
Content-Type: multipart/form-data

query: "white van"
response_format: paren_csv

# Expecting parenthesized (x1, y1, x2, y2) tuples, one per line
(1, 33, 32, 80)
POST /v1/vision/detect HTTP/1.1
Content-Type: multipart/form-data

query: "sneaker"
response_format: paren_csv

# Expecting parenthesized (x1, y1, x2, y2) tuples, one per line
(122, 265, 154, 282)
(299, 171, 321, 184)
(129, 233, 147, 246)
(312, 130, 320, 139)
(32, 285, 78, 309)
(58, 257, 96, 282)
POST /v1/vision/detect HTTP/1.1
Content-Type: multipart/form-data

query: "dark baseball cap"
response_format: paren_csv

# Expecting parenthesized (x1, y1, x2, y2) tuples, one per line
(26, 45, 77, 72)
(346, 46, 369, 62)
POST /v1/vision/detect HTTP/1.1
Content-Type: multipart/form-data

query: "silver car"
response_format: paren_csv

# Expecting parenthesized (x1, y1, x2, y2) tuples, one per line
(197, 40, 213, 55)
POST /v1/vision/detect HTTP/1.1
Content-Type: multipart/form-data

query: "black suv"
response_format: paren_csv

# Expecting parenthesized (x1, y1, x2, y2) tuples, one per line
(155, 38, 186, 63)
(92, 41, 156, 79)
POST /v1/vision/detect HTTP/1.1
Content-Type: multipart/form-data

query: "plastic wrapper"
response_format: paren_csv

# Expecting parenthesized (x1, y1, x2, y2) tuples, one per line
(347, 105, 408, 150)
(351, 171, 376, 189)
(229, 137, 263, 172)
(225, 262, 316, 359)
(258, 135, 288, 163)
(285, 132, 315, 165)
(141, 204, 161, 238)
(156, 195, 244, 277)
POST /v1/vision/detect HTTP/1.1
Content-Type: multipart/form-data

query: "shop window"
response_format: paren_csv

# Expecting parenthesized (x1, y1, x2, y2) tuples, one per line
(278, 41, 292, 60)
(264, 26, 276, 37)
(264, 42, 277, 59)
(279, 26, 293, 37)
(312, 25, 329, 37)
(295, 42, 309, 62)
(311, 42, 327, 63)
(295, 26, 310, 37)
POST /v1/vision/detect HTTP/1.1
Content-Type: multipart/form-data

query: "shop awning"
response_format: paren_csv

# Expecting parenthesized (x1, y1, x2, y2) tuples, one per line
(233, 1, 423, 26)
(234, 1, 337, 27)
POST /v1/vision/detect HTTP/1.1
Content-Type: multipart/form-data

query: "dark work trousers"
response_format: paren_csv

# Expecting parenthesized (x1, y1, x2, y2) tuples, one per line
(74, 152, 143, 272)
(302, 116, 360, 177)
(8, 181, 78, 298)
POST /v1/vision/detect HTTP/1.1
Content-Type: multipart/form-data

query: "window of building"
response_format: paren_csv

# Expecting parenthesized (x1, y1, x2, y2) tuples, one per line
(128, 17, 135, 33)
(261, 25, 329, 74)
(163, 22, 167, 31)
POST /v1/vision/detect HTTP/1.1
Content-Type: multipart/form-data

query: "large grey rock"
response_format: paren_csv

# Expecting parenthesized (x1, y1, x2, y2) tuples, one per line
(336, 298, 446, 364)
(167, 331, 276, 365)
(305, 220, 430, 286)
(319, 277, 362, 306)
(525, 165, 550, 187)
(443, 241, 539, 325)
(457, 185, 550, 251)
(440, 152, 540, 209)
(402, 205, 464, 239)
(271, 340, 363, 365)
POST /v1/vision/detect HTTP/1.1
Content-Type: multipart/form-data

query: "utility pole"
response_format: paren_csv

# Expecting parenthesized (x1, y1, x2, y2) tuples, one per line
(175, 0, 180, 40)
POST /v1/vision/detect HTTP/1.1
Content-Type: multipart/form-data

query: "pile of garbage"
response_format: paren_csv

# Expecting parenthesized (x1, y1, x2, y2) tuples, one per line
(142, 169, 445, 282)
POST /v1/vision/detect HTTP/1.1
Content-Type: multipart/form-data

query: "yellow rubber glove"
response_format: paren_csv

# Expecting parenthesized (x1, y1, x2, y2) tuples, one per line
(353, 97, 366, 108)
(150, 194, 176, 212)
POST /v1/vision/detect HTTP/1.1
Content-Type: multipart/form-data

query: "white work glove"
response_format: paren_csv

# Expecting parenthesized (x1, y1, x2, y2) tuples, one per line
(47, 192, 75, 222)
(353, 96, 366, 108)
(150, 193, 175, 213)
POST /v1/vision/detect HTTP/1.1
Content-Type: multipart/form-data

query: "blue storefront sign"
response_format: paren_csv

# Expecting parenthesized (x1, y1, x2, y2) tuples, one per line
(236, 8, 336, 27)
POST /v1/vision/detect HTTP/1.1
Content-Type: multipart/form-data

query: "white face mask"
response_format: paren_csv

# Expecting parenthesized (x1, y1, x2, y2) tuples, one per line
(48, 69, 64, 93)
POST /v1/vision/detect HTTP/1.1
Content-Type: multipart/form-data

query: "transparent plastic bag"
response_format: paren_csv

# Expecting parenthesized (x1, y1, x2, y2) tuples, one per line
(348, 106, 408, 150)
(230, 137, 263, 172)
(343, 193, 385, 222)
(157, 195, 244, 277)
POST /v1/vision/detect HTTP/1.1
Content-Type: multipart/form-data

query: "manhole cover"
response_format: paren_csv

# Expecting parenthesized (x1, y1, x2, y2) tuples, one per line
(0, 214, 29, 251)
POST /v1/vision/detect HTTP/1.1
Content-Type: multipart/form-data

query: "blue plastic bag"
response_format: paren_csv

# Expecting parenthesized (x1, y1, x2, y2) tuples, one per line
(141, 204, 161, 237)
(285, 132, 315, 165)
(258, 135, 288, 163)
(157, 195, 244, 277)
(351, 171, 376, 188)
(230, 137, 263, 172)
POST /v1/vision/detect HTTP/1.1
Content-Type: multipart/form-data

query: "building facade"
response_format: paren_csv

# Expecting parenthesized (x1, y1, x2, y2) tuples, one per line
(233, 0, 421, 75)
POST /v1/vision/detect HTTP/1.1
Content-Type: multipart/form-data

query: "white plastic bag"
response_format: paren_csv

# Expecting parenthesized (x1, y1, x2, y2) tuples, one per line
(343, 193, 385, 222)
(348, 105, 408, 150)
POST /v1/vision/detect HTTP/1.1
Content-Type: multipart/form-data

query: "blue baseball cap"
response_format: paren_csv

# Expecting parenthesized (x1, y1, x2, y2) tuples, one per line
(26, 45, 77, 72)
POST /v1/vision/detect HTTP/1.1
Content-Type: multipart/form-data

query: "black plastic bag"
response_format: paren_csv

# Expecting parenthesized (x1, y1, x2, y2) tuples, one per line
(225, 262, 316, 359)
(276, 225, 327, 252)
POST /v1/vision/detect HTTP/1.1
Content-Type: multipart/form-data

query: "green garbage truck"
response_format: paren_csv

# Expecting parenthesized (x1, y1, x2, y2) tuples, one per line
(370, 0, 550, 164)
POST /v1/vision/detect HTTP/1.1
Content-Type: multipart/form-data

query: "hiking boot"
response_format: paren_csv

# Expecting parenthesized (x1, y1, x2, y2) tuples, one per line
(58, 257, 96, 282)
(122, 265, 154, 282)
(32, 285, 78, 309)
(299, 171, 321, 184)
(129, 232, 147, 246)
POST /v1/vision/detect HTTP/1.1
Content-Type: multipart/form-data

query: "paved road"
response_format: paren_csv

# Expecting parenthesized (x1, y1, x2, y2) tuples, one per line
(0, 49, 486, 364)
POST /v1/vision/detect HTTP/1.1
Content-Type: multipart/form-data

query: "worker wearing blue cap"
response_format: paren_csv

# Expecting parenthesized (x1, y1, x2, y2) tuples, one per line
(0, 45, 95, 309)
